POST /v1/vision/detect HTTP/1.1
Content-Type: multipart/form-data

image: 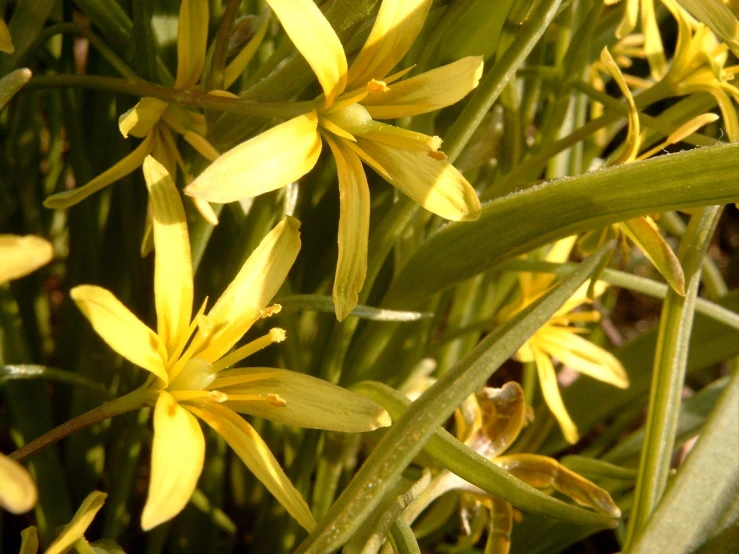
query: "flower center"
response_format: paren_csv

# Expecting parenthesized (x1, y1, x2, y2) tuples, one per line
(321, 103, 374, 136)
(168, 358, 218, 391)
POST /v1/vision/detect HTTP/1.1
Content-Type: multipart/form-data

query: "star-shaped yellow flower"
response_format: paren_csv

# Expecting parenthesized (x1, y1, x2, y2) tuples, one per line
(184, 0, 484, 320)
(497, 237, 629, 444)
(71, 156, 391, 531)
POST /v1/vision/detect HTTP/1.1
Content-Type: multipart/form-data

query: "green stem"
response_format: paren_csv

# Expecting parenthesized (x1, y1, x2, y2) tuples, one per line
(444, 0, 563, 162)
(24, 75, 313, 118)
(8, 385, 157, 463)
(623, 206, 723, 548)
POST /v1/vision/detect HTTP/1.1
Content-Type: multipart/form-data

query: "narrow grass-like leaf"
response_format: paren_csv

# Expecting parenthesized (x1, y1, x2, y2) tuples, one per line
(354, 381, 619, 527)
(629, 362, 739, 554)
(389, 519, 421, 554)
(277, 295, 432, 321)
(295, 247, 612, 553)
(559, 456, 637, 482)
(385, 144, 739, 309)
(625, 206, 722, 545)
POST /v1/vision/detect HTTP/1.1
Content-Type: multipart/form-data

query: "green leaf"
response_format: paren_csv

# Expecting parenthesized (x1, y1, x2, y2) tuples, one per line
(295, 246, 614, 553)
(385, 143, 739, 309)
(628, 362, 739, 554)
(277, 295, 432, 321)
(559, 456, 637, 482)
(625, 207, 723, 545)
(354, 382, 619, 527)
(389, 519, 421, 554)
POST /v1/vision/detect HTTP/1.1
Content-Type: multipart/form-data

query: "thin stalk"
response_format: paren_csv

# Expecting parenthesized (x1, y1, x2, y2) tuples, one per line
(444, 0, 564, 162)
(623, 206, 723, 548)
(24, 75, 313, 118)
(9, 385, 157, 462)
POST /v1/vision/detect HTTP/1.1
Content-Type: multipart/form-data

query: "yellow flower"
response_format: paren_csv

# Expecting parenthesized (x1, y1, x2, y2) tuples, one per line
(497, 237, 629, 444)
(42, 0, 243, 228)
(0, 235, 53, 285)
(0, 18, 12, 54)
(659, 0, 739, 141)
(0, 452, 37, 515)
(184, 0, 484, 320)
(398, 383, 620, 553)
(19, 491, 107, 554)
(71, 157, 391, 531)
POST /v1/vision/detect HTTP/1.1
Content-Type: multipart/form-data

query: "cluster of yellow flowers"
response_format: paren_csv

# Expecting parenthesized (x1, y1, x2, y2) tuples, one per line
(1, 0, 737, 550)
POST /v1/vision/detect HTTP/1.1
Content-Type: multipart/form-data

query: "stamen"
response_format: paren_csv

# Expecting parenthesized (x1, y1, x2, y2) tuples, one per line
(224, 392, 288, 407)
(211, 328, 287, 373)
(367, 79, 389, 94)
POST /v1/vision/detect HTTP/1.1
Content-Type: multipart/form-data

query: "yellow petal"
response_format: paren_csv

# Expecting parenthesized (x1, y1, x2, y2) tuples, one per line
(0, 18, 13, 54)
(119, 97, 168, 138)
(192, 217, 300, 361)
(19, 527, 38, 554)
(324, 135, 369, 321)
(641, 0, 667, 80)
(356, 139, 481, 221)
(600, 47, 640, 165)
(0, 453, 37, 514)
(265, 0, 347, 106)
(44, 133, 154, 209)
(621, 217, 685, 295)
(494, 454, 621, 517)
(141, 392, 205, 530)
(224, 10, 271, 89)
(71, 285, 168, 384)
(536, 327, 629, 389)
(348, 0, 432, 87)
(186, 401, 316, 530)
(615, 0, 639, 39)
(0, 235, 53, 285)
(175, 0, 209, 88)
(212, 367, 391, 431)
(533, 346, 578, 444)
(362, 56, 484, 119)
(143, 157, 194, 358)
(46, 491, 107, 554)
(184, 113, 321, 203)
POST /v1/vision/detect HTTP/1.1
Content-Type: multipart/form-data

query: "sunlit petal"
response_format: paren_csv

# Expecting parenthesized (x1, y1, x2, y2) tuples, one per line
(620, 217, 685, 295)
(533, 346, 578, 444)
(265, 0, 347, 105)
(175, 0, 209, 89)
(44, 133, 154, 209)
(0, 453, 37, 514)
(0, 235, 53, 285)
(187, 401, 316, 530)
(70, 285, 168, 383)
(536, 327, 629, 389)
(324, 135, 369, 321)
(46, 491, 107, 554)
(362, 57, 484, 119)
(212, 367, 391, 431)
(348, 0, 432, 87)
(143, 157, 194, 357)
(119, 97, 168, 138)
(357, 139, 481, 221)
(184, 113, 321, 203)
(141, 392, 205, 530)
(601, 47, 640, 165)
